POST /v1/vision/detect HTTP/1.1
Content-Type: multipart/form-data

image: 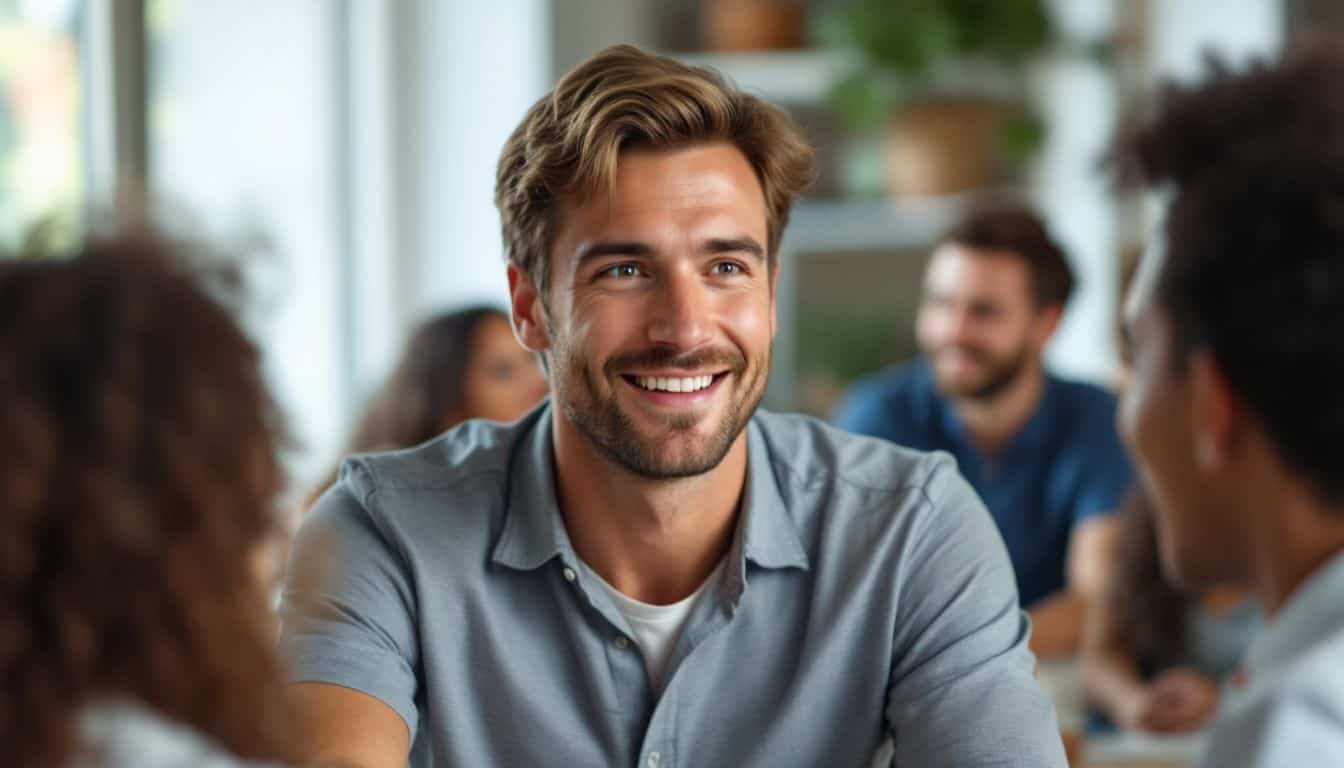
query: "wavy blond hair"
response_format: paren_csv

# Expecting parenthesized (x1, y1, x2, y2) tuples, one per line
(495, 44, 816, 300)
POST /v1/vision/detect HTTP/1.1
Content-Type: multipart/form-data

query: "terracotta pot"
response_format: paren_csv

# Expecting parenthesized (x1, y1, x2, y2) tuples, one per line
(884, 100, 1002, 197)
(701, 0, 804, 52)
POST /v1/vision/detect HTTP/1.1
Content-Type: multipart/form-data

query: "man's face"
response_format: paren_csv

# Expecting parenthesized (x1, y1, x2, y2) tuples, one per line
(915, 244, 1051, 400)
(1118, 241, 1245, 587)
(519, 142, 775, 479)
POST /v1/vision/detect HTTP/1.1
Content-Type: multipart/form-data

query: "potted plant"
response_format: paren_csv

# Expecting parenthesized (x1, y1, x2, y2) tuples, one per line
(816, 0, 1055, 197)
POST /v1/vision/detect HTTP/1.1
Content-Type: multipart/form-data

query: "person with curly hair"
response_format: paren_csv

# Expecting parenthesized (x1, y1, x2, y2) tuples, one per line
(1114, 43, 1344, 766)
(0, 236, 295, 767)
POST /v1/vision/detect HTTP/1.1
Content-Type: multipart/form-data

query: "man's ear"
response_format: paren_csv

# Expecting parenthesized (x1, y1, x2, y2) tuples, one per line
(1189, 350, 1243, 472)
(1031, 303, 1064, 348)
(508, 263, 551, 353)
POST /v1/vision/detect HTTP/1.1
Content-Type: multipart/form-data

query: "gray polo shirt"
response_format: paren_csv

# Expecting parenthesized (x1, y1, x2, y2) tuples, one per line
(280, 405, 1065, 767)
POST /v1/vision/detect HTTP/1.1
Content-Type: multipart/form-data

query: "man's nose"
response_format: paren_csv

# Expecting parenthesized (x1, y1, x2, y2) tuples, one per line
(646, 269, 711, 350)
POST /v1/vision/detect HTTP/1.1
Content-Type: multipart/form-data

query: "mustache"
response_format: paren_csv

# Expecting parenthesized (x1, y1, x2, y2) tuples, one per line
(935, 344, 992, 363)
(605, 346, 746, 376)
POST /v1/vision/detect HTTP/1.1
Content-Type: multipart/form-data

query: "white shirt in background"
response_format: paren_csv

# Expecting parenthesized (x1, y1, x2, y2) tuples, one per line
(581, 558, 725, 693)
(1197, 550, 1344, 767)
(78, 699, 279, 768)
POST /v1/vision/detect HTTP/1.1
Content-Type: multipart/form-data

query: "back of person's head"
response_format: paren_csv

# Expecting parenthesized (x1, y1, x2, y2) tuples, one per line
(0, 236, 292, 766)
(1111, 44, 1344, 507)
(345, 306, 510, 454)
(495, 43, 816, 302)
(940, 201, 1076, 309)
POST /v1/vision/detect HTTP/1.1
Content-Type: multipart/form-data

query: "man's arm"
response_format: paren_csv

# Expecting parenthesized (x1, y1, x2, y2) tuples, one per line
(886, 457, 1067, 767)
(280, 465, 420, 768)
(287, 683, 409, 768)
(1028, 515, 1119, 658)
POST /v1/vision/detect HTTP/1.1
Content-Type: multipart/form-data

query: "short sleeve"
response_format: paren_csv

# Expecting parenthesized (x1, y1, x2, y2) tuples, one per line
(278, 460, 421, 740)
(885, 456, 1068, 767)
(1070, 403, 1133, 524)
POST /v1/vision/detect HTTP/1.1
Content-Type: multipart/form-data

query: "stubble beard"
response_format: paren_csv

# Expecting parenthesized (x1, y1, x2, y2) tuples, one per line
(554, 339, 768, 479)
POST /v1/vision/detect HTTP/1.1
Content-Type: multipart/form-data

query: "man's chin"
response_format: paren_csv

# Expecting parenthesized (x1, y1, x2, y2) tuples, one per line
(932, 372, 991, 399)
(616, 435, 734, 479)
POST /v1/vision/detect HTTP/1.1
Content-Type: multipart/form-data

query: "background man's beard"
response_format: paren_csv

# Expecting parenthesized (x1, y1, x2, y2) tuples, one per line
(933, 343, 1032, 402)
(555, 344, 767, 479)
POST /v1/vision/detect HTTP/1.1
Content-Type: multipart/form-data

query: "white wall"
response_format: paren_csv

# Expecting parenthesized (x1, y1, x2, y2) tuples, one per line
(1037, 0, 1120, 383)
(1151, 0, 1282, 82)
(149, 0, 345, 486)
(398, 0, 550, 316)
(149, 0, 551, 490)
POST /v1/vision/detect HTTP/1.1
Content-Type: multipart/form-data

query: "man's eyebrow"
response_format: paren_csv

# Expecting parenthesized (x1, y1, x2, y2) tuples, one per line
(574, 241, 656, 268)
(703, 236, 766, 262)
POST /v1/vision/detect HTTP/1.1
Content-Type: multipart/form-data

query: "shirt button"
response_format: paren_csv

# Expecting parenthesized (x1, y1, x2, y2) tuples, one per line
(562, 567, 576, 582)
(613, 635, 630, 650)
(646, 752, 660, 768)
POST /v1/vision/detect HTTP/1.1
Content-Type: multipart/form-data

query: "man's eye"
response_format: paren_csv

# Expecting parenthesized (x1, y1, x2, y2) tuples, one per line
(600, 264, 641, 279)
(712, 262, 743, 276)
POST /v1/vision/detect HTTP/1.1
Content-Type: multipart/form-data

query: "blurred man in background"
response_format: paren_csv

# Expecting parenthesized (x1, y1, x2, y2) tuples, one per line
(834, 205, 1132, 659)
(1113, 44, 1344, 767)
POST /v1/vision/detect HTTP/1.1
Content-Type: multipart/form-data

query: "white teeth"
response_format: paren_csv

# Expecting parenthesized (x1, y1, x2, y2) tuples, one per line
(635, 374, 716, 393)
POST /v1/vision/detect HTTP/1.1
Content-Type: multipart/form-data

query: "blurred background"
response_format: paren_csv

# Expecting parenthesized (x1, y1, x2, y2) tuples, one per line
(1, 0, 1332, 497)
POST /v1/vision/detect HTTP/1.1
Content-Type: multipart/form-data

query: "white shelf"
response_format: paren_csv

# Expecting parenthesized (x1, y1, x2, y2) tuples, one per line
(782, 188, 1027, 255)
(667, 49, 851, 104)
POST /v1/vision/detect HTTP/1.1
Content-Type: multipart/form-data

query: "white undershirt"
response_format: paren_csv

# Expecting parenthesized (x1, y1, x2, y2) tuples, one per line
(580, 559, 725, 692)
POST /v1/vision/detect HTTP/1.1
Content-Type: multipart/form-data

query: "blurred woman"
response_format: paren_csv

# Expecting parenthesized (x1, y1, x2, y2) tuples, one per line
(0, 237, 294, 766)
(307, 307, 545, 506)
(1081, 492, 1260, 733)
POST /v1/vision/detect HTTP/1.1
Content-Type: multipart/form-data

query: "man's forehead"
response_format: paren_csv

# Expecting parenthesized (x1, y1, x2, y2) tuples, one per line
(925, 243, 1032, 293)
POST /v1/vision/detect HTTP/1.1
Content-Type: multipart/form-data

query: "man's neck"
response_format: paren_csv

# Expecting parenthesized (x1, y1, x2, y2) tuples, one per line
(551, 412, 747, 605)
(1249, 481, 1344, 616)
(950, 363, 1046, 457)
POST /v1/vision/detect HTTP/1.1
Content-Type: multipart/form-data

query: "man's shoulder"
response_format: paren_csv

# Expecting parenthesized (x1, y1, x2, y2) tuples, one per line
(337, 413, 532, 502)
(1046, 373, 1119, 420)
(843, 360, 934, 405)
(832, 360, 942, 439)
(754, 409, 955, 496)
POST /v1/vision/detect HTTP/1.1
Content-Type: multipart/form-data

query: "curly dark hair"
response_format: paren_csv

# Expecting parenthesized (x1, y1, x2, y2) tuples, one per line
(1110, 44, 1344, 506)
(0, 236, 295, 766)
(941, 201, 1076, 308)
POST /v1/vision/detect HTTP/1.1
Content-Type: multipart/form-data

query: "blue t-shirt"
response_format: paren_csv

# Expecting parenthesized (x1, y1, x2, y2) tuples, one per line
(832, 359, 1132, 607)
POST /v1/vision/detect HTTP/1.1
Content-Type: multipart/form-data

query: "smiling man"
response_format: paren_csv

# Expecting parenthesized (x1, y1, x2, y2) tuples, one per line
(280, 45, 1065, 768)
(833, 205, 1132, 659)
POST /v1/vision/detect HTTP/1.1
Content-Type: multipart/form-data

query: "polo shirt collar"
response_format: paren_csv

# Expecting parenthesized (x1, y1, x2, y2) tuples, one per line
(491, 405, 809, 576)
(492, 404, 573, 571)
(737, 417, 810, 571)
